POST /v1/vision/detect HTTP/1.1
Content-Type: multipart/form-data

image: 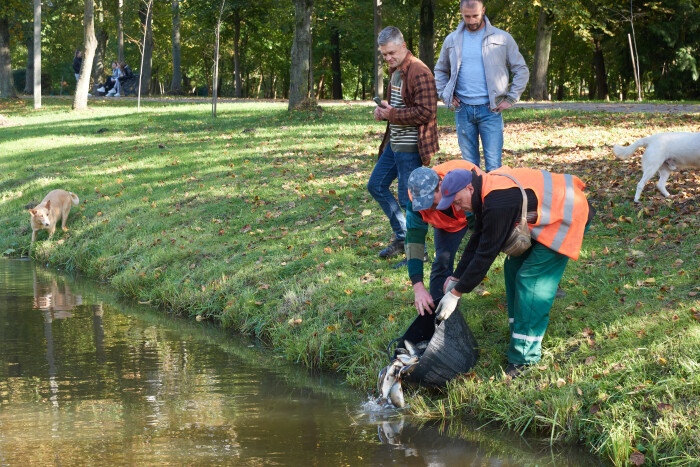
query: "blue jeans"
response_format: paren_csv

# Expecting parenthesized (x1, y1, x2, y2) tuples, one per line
(455, 103, 504, 172)
(367, 145, 422, 241)
(429, 225, 468, 303)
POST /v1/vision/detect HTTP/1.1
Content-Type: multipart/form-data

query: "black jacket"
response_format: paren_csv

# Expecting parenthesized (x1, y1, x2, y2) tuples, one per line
(72, 57, 81, 74)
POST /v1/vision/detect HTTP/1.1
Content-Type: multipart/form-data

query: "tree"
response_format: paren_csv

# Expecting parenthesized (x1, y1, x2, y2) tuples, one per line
(137, 0, 153, 109)
(73, 0, 96, 110)
(33, 0, 41, 108)
(288, 0, 314, 109)
(117, 0, 124, 62)
(373, 0, 382, 98)
(170, 0, 183, 94)
(530, 5, 554, 100)
(0, 14, 15, 99)
(92, 0, 108, 92)
(139, 0, 154, 96)
(212, 0, 225, 116)
(419, 0, 434, 72)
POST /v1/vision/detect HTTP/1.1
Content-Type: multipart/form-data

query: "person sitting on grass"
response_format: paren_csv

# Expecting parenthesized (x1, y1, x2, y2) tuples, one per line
(117, 62, 134, 90)
(433, 167, 595, 378)
(97, 62, 123, 97)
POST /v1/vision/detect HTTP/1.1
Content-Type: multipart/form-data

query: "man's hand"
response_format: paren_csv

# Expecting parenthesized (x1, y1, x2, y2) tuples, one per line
(413, 282, 435, 316)
(492, 100, 513, 113)
(443, 276, 459, 294)
(435, 290, 461, 321)
(451, 97, 460, 108)
(374, 101, 393, 121)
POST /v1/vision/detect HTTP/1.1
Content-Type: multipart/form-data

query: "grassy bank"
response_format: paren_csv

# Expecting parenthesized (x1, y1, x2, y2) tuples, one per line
(1, 98, 698, 465)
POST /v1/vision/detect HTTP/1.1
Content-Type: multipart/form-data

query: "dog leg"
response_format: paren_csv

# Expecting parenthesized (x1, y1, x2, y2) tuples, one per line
(635, 151, 666, 203)
(656, 165, 672, 198)
(61, 208, 70, 232)
(31, 230, 37, 243)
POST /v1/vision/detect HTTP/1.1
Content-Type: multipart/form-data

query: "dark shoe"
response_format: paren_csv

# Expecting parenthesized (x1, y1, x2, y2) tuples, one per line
(555, 286, 566, 299)
(379, 239, 404, 258)
(423, 253, 430, 262)
(393, 258, 407, 269)
(505, 363, 530, 379)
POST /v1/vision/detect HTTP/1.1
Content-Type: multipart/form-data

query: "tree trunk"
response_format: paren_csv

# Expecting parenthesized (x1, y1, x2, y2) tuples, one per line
(0, 15, 16, 99)
(233, 10, 242, 97)
(212, 0, 224, 117)
(33, 0, 41, 108)
(288, 0, 314, 110)
(330, 27, 342, 99)
(139, 2, 154, 96)
(93, 0, 108, 92)
(592, 37, 609, 101)
(170, 0, 183, 94)
(373, 0, 383, 98)
(73, 0, 96, 110)
(117, 0, 124, 62)
(418, 0, 434, 72)
(530, 6, 554, 101)
(316, 73, 325, 100)
(24, 33, 33, 94)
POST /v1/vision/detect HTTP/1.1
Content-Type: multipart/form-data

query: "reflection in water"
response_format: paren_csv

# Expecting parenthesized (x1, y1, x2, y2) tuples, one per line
(0, 260, 598, 466)
(32, 268, 83, 319)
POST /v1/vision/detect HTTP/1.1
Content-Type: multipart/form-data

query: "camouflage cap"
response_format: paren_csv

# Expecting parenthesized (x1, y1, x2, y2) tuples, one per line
(408, 167, 440, 211)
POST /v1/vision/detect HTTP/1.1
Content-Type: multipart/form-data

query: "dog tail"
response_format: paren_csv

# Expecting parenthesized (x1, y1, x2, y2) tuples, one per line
(612, 137, 649, 160)
(70, 192, 80, 206)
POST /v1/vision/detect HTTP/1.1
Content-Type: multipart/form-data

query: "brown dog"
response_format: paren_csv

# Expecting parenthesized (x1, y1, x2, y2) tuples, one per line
(28, 189, 80, 243)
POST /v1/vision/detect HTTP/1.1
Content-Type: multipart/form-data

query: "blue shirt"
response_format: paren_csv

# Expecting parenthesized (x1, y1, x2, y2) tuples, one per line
(455, 27, 489, 105)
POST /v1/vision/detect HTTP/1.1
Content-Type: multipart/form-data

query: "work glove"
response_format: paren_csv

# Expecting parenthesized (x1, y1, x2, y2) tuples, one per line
(435, 291, 460, 321)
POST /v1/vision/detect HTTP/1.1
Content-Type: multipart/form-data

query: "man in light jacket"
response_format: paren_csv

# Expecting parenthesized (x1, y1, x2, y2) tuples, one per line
(434, 0, 529, 172)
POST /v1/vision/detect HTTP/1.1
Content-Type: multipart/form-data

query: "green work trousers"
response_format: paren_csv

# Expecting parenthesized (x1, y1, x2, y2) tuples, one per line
(503, 241, 569, 365)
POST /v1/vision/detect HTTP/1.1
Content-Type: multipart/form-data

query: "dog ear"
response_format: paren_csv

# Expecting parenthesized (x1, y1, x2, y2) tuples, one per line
(29, 209, 37, 216)
(45, 200, 51, 209)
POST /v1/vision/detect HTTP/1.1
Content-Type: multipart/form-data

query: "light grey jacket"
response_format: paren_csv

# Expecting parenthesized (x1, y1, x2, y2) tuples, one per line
(434, 16, 529, 109)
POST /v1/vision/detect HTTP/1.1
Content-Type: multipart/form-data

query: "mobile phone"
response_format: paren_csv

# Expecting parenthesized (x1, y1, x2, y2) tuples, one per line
(373, 97, 386, 109)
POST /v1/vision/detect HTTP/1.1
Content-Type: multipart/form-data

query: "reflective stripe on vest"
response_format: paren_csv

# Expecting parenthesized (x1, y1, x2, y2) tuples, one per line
(481, 167, 589, 260)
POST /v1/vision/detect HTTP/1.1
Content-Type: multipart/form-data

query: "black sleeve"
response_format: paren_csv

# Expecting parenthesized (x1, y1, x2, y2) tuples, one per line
(453, 187, 533, 294)
(73, 58, 81, 74)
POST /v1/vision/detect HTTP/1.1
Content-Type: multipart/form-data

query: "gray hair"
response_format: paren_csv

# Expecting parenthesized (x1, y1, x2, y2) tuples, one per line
(377, 26, 404, 46)
(460, 0, 484, 7)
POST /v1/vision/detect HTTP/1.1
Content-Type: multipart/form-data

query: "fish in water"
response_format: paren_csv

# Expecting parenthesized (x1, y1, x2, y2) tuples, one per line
(389, 381, 405, 408)
(376, 339, 429, 408)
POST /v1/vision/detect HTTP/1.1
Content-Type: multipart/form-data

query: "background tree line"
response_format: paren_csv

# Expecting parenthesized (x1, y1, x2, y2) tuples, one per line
(1, 0, 699, 102)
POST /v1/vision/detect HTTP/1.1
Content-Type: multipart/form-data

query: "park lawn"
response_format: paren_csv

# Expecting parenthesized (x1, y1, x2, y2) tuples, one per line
(1, 98, 699, 466)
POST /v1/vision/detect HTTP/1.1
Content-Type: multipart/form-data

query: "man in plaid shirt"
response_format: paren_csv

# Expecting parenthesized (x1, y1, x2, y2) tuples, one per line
(369, 26, 439, 261)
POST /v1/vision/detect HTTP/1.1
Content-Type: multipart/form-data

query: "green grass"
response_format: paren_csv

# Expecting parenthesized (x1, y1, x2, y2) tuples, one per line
(1, 98, 699, 466)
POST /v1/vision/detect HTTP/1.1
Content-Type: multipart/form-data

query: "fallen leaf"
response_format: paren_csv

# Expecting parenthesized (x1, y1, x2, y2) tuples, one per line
(630, 452, 645, 466)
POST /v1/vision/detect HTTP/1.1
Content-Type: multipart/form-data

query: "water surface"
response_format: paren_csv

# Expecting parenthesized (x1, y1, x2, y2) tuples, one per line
(0, 259, 598, 465)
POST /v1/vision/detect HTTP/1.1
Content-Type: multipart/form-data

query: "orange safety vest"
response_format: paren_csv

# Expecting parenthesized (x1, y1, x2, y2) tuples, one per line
(481, 167, 589, 260)
(409, 160, 482, 232)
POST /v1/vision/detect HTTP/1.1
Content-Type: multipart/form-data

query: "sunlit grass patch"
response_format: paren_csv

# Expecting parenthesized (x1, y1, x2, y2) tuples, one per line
(1, 98, 699, 465)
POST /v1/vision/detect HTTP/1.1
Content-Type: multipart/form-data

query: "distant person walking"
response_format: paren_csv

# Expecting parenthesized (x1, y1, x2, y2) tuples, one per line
(368, 26, 439, 260)
(434, 0, 529, 172)
(73, 50, 82, 82)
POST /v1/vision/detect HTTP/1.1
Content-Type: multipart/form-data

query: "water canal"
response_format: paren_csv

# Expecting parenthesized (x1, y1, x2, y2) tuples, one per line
(0, 259, 600, 466)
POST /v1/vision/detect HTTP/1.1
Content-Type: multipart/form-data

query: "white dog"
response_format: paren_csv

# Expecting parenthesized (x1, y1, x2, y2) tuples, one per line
(613, 132, 700, 203)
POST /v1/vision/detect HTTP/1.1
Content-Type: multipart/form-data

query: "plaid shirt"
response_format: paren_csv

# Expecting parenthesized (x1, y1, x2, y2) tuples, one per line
(378, 51, 439, 166)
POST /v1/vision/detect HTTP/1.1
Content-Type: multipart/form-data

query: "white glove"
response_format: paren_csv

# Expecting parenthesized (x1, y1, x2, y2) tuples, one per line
(435, 291, 460, 321)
